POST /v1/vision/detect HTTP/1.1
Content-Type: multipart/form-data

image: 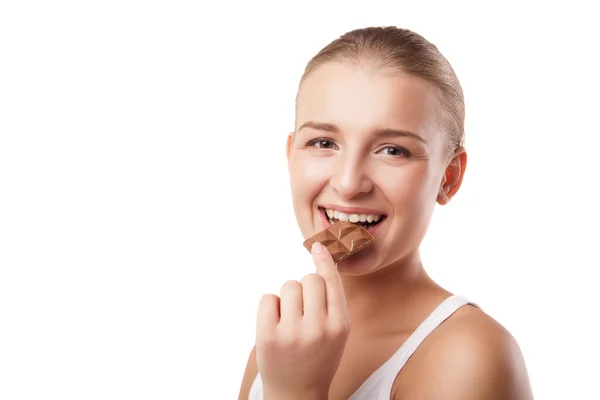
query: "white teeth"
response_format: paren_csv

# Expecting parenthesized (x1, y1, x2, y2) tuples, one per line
(324, 208, 384, 225)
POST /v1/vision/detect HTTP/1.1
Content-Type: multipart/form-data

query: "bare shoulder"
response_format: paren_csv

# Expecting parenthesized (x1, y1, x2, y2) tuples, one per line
(393, 305, 534, 400)
(238, 346, 258, 400)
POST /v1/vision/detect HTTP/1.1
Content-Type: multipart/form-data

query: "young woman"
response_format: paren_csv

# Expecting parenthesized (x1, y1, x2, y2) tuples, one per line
(238, 26, 533, 400)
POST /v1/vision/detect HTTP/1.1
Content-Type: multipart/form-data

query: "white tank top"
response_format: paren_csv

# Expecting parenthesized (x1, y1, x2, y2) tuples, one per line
(249, 294, 477, 400)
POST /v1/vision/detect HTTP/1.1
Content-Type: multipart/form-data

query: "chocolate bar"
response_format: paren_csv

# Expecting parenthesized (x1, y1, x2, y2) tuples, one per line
(303, 221, 375, 263)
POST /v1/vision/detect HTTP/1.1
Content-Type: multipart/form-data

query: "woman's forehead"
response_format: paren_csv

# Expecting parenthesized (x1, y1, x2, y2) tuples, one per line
(295, 63, 440, 139)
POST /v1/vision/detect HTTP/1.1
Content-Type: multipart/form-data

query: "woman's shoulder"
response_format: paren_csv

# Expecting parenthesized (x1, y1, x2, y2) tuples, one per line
(237, 346, 258, 400)
(392, 304, 534, 399)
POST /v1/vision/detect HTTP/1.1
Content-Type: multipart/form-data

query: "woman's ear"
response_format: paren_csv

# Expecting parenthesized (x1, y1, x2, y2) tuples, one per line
(286, 132, 294, 164)
(437, 147, 467, 205)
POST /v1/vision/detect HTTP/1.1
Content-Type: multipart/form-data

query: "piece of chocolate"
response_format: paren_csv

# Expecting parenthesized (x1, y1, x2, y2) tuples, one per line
(303, 221, 375, 263)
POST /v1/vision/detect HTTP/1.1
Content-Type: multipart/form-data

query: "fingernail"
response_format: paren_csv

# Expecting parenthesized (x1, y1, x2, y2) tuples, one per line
(312, 242, 324, 254)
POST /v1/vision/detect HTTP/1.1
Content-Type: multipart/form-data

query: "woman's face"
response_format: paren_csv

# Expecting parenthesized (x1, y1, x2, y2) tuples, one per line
(287, 62, 454, 275)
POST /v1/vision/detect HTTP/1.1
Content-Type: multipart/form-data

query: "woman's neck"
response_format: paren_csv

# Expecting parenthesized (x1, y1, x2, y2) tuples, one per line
(340, 250, 449, 334)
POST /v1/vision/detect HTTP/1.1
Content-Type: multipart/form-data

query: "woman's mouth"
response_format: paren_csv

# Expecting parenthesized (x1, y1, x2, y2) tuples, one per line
(318, 207, 387, 233)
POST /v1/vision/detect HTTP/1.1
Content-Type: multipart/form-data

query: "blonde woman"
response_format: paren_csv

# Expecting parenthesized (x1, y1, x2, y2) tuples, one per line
(239, 26, 533, 400)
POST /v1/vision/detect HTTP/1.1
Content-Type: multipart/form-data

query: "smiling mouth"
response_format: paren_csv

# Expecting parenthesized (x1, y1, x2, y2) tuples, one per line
(318, 207, 387, 230)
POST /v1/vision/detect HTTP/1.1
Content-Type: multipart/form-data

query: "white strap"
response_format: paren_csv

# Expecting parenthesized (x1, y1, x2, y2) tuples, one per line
(248, 373, 261, 400)
(376, 294, 476, 398)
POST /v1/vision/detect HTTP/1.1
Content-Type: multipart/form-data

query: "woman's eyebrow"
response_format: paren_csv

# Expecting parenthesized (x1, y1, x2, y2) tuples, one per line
(373, 128, 428, 144)
(298, 121, 339, 133)
(298, 121, 427, 144)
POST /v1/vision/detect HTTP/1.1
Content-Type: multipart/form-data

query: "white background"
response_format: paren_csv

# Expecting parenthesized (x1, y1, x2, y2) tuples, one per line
(1, 1, 599, 399)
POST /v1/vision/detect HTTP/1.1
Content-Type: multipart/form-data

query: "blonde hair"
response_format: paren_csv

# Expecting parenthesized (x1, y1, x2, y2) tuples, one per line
(298, 26, 465, 158)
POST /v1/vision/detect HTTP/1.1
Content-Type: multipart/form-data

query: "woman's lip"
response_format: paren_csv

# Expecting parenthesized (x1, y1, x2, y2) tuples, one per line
(318, 208, 386, 235)
(318, 204, 387, 216)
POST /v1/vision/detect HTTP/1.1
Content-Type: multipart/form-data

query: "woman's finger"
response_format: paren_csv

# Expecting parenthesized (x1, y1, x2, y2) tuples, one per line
(311, 242, 348, 318)
(256, 294, 280, 337)
(300, 273, 327, 320)
(279, 280, 303, 324)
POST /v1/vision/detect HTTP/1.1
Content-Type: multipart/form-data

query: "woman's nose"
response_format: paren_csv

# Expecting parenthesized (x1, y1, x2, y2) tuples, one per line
(329, 156, 373, 200)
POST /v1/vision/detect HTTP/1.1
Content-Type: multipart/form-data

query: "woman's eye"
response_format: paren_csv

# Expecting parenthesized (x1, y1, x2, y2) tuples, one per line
(380, 146, 411, 157)
(309, 139, 337, 149)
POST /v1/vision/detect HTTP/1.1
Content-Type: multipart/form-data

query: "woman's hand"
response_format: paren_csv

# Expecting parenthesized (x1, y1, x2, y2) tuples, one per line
(255, 242, 350, 400)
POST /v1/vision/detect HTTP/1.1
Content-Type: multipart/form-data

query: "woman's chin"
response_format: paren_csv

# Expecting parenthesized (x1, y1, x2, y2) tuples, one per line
(335, 245, 381, 275)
